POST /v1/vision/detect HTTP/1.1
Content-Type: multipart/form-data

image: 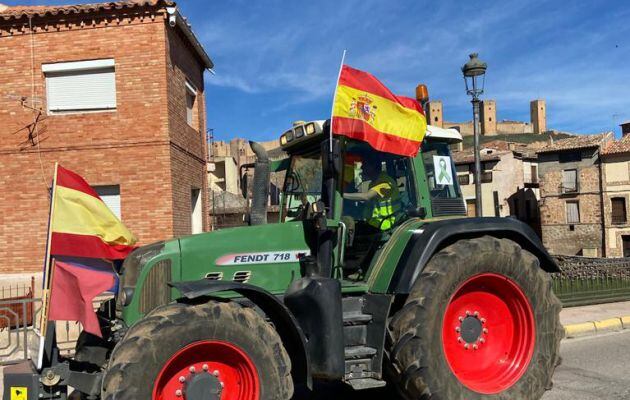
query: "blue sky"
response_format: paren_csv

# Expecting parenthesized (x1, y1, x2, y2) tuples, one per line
(8, 0, 630, 141)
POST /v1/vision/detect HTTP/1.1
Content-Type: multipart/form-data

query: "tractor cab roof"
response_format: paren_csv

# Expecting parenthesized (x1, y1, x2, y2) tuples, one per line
(278, 119, 462, 153)
(425, 125, 463, 144)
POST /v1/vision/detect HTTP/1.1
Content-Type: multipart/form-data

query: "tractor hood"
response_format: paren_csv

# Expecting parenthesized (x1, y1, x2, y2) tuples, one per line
(119, 221, 312, 324)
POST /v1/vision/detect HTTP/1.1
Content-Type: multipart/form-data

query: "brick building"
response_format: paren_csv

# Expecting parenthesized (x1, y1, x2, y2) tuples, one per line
(537, 133, 612, 256)
(0, 0, 213, 277)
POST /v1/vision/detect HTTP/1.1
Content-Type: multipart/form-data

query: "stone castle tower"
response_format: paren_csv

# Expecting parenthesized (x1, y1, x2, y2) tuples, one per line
(480, 100, 497, 135)
(530, 99, 546, 134)
(426, 100, 443, 127)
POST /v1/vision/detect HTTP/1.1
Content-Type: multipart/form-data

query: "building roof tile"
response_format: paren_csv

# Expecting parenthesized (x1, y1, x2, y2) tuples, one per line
(602, 135, 630, 155)
(0, 1, 213, 69)
(452, 150, 505, 165)
(0, 1, 170, 20)
(536, 132, 612, 154)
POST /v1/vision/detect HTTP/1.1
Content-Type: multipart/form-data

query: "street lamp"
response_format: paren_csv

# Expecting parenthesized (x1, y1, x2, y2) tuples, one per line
(462, 53, 487, 217)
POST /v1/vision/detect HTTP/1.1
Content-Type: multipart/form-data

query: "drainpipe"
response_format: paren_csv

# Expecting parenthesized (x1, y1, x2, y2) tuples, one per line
(249, 141, 269, 225)
(598, 150, 606, 257)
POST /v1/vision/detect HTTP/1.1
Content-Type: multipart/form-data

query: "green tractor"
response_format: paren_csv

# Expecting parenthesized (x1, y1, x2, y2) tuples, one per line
(9, 117, 562, 400)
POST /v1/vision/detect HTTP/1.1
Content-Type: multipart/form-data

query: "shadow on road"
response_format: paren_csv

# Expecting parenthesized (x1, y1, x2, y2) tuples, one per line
(293, 383, 399, 400)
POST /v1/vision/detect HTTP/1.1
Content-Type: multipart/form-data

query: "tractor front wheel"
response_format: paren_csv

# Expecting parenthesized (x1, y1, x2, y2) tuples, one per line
(387, 236, 563, 400)
(101, 301, 293, 400)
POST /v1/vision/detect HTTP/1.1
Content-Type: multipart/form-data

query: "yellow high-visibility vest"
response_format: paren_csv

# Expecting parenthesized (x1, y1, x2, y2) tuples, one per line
(367, 174, 401, 230)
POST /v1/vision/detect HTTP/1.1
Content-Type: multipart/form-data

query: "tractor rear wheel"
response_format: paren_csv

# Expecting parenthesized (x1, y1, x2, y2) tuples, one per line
(387, 236, 563, 400)
(101, 301, 293, 400)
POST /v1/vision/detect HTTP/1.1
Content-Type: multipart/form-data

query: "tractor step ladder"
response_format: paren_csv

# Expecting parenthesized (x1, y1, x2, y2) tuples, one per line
(342, 296, 387, 387)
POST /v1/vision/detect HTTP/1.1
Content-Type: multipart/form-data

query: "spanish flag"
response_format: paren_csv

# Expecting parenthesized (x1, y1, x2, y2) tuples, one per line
(42, 164, 137, 338)
(332, 65, 427, 156)
(50, 165, 137, 259)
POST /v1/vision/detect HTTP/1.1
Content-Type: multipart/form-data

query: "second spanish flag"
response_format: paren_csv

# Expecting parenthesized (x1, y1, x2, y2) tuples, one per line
(332, 65, 427, 157)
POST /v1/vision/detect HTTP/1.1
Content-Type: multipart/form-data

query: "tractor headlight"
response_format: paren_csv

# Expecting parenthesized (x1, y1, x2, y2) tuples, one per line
(280, 135, 288, 145)
(305, 123, 316, 135)
(295, 125, 305, 138)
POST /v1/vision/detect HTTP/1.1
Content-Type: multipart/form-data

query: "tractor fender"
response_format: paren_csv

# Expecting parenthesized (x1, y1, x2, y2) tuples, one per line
(170, 280, 312, 389)
(388, 217, 559, 294)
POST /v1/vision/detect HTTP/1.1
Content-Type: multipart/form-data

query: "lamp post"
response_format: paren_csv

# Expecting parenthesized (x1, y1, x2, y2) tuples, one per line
(462, 53, 487, 217)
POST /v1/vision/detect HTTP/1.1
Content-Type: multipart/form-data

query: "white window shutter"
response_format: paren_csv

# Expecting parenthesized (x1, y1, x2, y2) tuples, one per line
(44, 60, 116, 112)
(94, 185, 121, 219)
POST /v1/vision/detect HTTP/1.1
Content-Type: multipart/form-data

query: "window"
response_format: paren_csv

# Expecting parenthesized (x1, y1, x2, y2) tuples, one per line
(530, 164, 538, 183)
(43, 59, 116, 113)
(282, 151, 323, 221)
(94, 185, 121, 219)
(566, 201, 579, 224)
(185, 80, 197, 128)
(559, 151, 581, 163)
(421, 140, 461, 200)
(472, 171, 493, 183)
(191, 188, 202, 234)
(457, 174, 470, 185)
(341, 141, 418, 230)
(611, 197, 627, 225)
(562, 169, 578, 193)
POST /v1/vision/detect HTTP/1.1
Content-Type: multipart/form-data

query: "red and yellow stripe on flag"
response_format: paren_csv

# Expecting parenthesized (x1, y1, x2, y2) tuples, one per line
(50, 165, 137, 259)
(332, 65, 427, 156)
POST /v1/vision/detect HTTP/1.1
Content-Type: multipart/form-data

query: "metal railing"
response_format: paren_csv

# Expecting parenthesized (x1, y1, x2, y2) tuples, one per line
(552, 256, 630, 307)
(0, 297, 40, 364)
(0, 292, 111, 364)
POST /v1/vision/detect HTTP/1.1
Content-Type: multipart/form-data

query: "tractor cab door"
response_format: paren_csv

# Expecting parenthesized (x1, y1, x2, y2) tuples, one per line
(339, 140, 418, 277)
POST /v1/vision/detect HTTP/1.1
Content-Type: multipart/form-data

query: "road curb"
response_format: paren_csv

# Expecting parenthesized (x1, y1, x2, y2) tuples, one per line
(564, 316, 630, 339)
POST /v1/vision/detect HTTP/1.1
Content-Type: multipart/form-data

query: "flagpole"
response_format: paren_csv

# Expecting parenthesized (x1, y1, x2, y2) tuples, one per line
(37, 162, 58, 370)
(329, 49, 347, 152)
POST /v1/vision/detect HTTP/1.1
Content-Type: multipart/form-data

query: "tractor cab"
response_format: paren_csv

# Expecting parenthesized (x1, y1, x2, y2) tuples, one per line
(261, 119, 465, 280)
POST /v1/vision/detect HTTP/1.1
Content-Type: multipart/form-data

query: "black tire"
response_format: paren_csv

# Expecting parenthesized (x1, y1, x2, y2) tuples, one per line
(386, 236, 563, 400)
(101, 300, 293, 400)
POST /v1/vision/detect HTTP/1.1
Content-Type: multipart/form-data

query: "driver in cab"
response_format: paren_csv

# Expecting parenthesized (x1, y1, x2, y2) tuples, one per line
(343, 154, 401, 230)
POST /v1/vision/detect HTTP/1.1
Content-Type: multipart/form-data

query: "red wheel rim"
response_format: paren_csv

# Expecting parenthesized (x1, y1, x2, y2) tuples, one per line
(153, 340, 260, 400)
(442, 273, 535, 394)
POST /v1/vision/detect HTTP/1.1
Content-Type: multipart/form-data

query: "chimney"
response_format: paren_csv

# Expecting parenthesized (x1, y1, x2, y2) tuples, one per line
(621, 121, 630, 137)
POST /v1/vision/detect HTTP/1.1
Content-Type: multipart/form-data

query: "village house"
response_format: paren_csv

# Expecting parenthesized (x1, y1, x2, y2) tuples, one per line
(537, 133, 612, 256)
(452, 142, 541, 234)
(600, 128, 630, 257)
(0, 0, 213, 280)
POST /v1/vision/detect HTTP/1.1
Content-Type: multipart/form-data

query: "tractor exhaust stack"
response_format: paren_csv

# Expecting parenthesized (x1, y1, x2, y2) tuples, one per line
(249, 141, 270, 225)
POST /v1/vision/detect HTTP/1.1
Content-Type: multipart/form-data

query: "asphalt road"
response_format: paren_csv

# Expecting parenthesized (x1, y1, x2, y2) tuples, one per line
(2, 331, 629, 399)
(294, 330, 630, 400)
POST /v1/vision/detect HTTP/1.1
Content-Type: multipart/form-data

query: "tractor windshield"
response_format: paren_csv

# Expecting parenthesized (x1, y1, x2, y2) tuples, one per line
(281, 151, 322, 221)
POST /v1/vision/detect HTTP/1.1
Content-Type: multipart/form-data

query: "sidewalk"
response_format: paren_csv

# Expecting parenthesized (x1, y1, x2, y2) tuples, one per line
(561, 300, 630, 338)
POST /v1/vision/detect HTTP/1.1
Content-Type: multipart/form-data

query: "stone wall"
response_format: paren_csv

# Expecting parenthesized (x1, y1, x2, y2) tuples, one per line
(542, 224, 602, 256)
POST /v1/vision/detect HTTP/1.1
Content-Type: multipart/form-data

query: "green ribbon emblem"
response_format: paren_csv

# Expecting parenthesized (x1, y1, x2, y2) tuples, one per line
(438, 158, 451, 183)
